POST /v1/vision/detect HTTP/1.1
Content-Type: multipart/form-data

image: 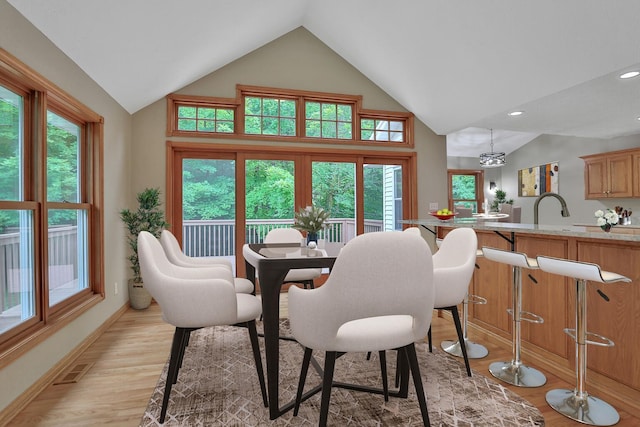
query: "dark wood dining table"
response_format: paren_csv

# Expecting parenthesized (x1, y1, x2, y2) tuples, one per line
(242, 242, 337, 420)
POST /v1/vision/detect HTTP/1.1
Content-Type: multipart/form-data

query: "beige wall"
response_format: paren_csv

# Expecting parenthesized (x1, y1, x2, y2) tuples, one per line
(131, 27, 448, 239)
(0, 0, 133, 412)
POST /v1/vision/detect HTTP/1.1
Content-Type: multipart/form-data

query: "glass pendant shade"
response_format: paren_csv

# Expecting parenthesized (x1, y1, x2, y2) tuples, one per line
(480, 129, 506, 168)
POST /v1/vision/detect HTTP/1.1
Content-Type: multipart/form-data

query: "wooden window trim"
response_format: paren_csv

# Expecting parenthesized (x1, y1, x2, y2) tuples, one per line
(447, 169, 485, 211)
(0, 48, 104, 368)
(166, 85, 414, 148)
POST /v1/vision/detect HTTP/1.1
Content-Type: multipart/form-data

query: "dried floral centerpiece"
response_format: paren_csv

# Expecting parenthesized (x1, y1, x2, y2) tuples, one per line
(293, 205, 330, 243)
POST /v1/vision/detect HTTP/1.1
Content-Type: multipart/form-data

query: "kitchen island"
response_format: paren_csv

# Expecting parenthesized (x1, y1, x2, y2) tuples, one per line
(402, 218, 640, 418)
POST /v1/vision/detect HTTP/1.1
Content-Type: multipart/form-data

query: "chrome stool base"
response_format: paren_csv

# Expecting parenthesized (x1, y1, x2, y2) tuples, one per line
(546, 388, 620, 426)
(489, 361, 546, 387)
(441, 338, 488, 359)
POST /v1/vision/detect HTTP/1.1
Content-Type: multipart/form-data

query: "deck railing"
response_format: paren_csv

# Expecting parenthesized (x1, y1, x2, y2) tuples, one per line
(182, 218, 383, 257)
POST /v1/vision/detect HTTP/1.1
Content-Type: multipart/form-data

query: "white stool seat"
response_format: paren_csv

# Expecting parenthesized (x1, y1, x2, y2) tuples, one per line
(482, 247, 546, 388)
(536, 255, 631, 426)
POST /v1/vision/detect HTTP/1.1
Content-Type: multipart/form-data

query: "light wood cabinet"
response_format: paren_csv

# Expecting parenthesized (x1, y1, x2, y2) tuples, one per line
(634, 152, 640, 197)
(581, 150, 633, 199)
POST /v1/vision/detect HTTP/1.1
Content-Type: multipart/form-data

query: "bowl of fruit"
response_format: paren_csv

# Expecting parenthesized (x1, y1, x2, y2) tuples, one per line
(429, 208, 457, 221)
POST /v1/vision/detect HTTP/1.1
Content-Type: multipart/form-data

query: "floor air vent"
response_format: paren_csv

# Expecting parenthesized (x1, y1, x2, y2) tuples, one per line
(53, 362, 94, 385)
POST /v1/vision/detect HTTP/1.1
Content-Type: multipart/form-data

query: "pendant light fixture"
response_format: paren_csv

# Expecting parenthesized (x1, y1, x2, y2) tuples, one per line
(479, 128, 506, 168)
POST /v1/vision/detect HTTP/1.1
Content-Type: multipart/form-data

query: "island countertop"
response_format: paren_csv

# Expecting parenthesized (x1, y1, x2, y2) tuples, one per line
(400, 218, 640, 242)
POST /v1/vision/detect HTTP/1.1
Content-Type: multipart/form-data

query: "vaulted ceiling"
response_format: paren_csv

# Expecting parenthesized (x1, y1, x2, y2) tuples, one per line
(8, 0, 640, 156)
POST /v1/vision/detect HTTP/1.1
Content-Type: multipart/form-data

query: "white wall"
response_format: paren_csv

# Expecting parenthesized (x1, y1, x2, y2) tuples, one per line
(0, 0, 133, 412)
(449, 133, 640, 225)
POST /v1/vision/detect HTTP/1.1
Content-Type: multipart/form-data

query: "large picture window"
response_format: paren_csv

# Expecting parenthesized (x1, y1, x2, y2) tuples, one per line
(0, 48, 104, 363)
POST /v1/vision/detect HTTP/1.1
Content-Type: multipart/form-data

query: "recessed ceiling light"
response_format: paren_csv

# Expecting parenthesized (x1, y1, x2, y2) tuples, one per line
(508, 111, 523, 117)
(620, 71, 640, 79)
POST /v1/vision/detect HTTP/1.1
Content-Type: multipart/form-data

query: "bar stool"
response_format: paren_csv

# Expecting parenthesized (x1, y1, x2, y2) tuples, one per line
(536, 255, 631, 426)
(482, 247, 546, 387)
(440, 247, 489, 359)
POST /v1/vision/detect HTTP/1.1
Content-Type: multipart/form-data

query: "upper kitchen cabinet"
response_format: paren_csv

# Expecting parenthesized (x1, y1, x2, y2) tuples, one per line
(581, 149, 634, 199)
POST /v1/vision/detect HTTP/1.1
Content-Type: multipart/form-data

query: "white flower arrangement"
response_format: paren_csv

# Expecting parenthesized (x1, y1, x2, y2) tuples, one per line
(595, 208, 619, 231)
(293, 205, 330, 234)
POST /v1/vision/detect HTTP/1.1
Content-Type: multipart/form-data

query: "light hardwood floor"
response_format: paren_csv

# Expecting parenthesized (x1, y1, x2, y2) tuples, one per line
(6, 296, 640, 426)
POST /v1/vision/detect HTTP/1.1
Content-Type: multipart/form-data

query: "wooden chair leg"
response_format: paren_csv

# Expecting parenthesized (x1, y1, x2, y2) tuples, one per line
(405, 343, 431, 427)
(294, 347, 313, 416)
(247, 320, 268, 407)
(427, 326, 433, 352)
(319, 352, 337, 427)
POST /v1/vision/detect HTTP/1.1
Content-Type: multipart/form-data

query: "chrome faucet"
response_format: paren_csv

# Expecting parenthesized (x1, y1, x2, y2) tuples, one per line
(533, 192, 570, 225)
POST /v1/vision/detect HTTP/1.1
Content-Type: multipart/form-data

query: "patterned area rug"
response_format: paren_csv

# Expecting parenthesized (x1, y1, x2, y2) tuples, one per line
(140, 321, 544, 426)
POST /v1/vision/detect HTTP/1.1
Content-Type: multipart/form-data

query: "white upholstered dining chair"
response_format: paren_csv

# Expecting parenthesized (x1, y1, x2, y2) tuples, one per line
(138, 231, 267, 423)
(428, 227, 478, 377)
(264, 227, 321, 289)
(160, 229, 254, 294)
(288, 231, 435, 426)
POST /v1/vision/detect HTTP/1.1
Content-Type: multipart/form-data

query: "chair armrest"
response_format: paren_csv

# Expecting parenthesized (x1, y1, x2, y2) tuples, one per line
(151, 274, 239, 327)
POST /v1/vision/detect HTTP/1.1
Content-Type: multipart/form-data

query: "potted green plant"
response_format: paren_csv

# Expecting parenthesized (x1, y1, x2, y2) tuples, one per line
(491, 189, 514, 212)
(120, 188, 169, 309)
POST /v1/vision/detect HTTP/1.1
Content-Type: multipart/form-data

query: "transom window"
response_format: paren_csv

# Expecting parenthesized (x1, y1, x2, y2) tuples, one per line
(305, 101, 353, 139)
(167, 85, 414, 147)
(244, 96, 296, 136)
(177, 105, 234, 133)
(361, 118, 405, 142)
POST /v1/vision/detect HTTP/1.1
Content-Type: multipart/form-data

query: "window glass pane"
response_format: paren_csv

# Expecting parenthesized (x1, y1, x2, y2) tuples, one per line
(306, 120, 320, 137)
(321, 122, 335, 138)
(361, 129, 374, 140)
(245, 97, 262, 116)
(217, 109, 234, 121)
(363, 164, 403, 232)
(451, 174, 478, 212)
(182, 159, 236, 271)
(178, 106, 196, 118)
(245, 116, 261, 134)
(47, 111, 80, 203)
(305, 102, 320, 119)
(312, 161, 356, 245)
(178, 118, 196, 131)
(262, 117, 278, 135)
(245, 159, 295, 243)
(321, 103, 336, 121)
(197, 108, 215, 119)
(263, 98, 278, 116)
(337, 105, 352, 121)
(337, 122, 352, 139)
(216, 121, 234, 133)
(0, 86, 24, 201)
(0, 210, 36, 333)
(280, 100, 296, 118)
(197, 120, 215, 132)
(48, 209, 88, 306)
(280, 118, 296, 136)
